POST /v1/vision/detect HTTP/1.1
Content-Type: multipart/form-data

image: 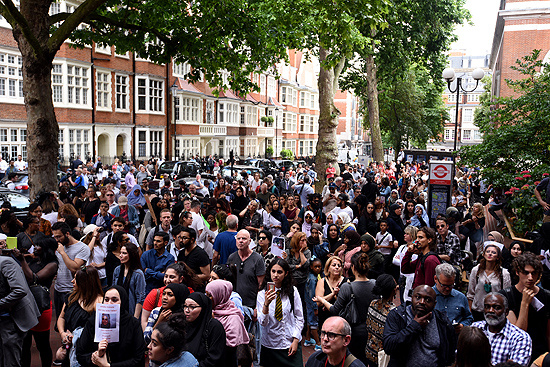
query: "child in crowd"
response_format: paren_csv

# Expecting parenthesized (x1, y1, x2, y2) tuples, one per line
(304, 257, 323, 350)
(375, 220, 393, 256)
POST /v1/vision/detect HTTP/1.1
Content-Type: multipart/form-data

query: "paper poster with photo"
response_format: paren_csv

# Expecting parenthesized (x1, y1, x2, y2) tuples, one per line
(271, 236, 285, 258)
(94, 303, 120, 343)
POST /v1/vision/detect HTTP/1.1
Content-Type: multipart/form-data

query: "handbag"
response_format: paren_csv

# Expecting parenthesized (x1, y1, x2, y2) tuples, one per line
(30, 274, 50, 313)
(339, 283, 359, 325)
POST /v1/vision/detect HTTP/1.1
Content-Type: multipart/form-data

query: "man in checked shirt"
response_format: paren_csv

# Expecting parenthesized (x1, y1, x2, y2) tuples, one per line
(435, 217, 461, 266)
(472, 293, 532, 366)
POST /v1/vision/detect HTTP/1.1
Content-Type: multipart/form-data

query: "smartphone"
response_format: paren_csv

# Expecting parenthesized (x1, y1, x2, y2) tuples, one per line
(267, 282, 275, 292)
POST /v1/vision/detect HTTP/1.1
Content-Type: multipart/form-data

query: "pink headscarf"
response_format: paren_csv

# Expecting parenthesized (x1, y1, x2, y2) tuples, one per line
(205, 280, 250, 347)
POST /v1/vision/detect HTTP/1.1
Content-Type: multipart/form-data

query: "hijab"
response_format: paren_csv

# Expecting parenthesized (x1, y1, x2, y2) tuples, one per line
(307, 223, 323, 253)
(127, 185, 146, 207)
(488, 231, 505, 244)
(185, 292, 213, 357)
(411, 204, 429, 228)
(338, 212, 355, 232)
(205, 280, 250, 347)
(270, 202, 289, 234)
(302, 210, 314, 236)
(323, 212, 339, 238)
(325, 224, 342, 253)
(344, 230, 361, 251)
(388, 203, 405, 230)
(165, 283, 189, 313)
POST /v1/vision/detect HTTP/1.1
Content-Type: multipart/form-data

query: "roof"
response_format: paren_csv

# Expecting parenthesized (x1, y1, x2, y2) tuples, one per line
(175, 78, 203, 96)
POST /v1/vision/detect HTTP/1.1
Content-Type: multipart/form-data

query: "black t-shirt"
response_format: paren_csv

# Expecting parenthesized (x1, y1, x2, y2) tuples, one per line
(501, 286, 550, 358)
(177, 245, 210, 276)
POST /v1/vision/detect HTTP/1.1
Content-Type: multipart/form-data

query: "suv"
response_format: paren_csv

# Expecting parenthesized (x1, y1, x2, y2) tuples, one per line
(253, 159, 279, 177)
(0, 188, 30, 219)
(158, 161, 203, 180)
(274, 160, 295, 173)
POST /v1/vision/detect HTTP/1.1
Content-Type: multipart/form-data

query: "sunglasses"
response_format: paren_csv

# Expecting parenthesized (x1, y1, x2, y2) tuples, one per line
(436, 224, 446, 229)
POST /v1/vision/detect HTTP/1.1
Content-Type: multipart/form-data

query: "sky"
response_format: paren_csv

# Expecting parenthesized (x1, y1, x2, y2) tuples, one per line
(450, 0, 502, 56)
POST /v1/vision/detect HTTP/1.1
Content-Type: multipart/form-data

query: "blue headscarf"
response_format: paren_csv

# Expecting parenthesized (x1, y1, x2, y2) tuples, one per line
(411, 204, 430, 228)
(127, 184, 146, 207)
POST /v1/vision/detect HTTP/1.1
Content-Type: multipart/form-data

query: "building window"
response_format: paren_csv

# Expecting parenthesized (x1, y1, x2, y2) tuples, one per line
(115, 75, 128, 110)
(20, 129, 26, 142)
(137, 77, 163, 112)
(174, 97, 180, 121)
(281, 86, 287, 103)
(444, 129, 455, 141)
(52, 64, 63, 103)
(0, 129, 6, 142)
(10, 129, 17, 142)
(218, 103, 224, 123)
(246, 106, 256, 126)
(309, 116, 315, 133)
(310, 94, 315, 109)
(173, 62, 190, 78)
(67, 65, 89, 105)
(447, 94, 456, 103)
(300, 116, 305, 132)
(138, 131, 146, 157)
(467, 94, 480, 102)
(0, 49, 23, 101)
(463, 108, 473, 122)
(240, 106, 245, 124)
(95, 44, 111, 55)
(96, 71, 110, 109)
(181, 97, 200, 123)
(473, 129, 482, 140)
(150, 131, 163, 157)
(260, 75, 266, 95)
(11, 145, 17, 159)
(462, 129, 471, 141)
(267, 76, 276, 98)
(292, 89, 297, 106)
(206, 101, 214, 124)
(300, 92, 306, 107)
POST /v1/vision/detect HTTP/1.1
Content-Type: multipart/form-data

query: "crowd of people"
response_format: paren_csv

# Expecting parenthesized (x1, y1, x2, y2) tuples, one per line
(0, 156, 550, 367)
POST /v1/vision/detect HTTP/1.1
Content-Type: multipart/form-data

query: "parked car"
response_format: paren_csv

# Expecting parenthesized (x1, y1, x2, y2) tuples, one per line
(221, 165, 265, 179)
(274, 160, 296, 172)
(1, 171, 29, 196)
(0, 188, 31, 219)
(252, 159, 279, 177)
(158, 161, 206, 181)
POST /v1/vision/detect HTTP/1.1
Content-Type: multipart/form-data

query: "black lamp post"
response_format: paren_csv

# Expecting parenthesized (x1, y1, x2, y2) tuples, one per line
(442, 67, 484, 159)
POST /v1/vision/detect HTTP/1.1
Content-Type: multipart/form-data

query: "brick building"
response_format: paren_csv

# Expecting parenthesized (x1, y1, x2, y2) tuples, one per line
(0, 3, 364, 164)
(490, 0, 550, 98)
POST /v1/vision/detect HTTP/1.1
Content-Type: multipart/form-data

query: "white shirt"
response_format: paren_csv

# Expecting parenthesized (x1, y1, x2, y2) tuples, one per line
(331, 206, 354, 220)
(87, 242, 107, 279)
(257, 286, 304, 349)
(190, 212, 205, 234)
(393, 245, 417, 302)
(376, 231, 393, 255)
(0, 160, 8, 173)
(14, 160, 27, 171)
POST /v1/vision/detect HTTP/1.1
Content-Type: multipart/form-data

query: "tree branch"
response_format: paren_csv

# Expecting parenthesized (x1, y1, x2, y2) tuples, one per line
(0, 0, 44, 58)
(333, 57, 346, 91)
(48, 0, 109, 52)
(87, 14, 171, 46)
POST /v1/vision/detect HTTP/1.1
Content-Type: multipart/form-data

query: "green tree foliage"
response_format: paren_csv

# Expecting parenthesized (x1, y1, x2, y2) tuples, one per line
(341, 0, 469, 160)
(460, 50, 550, 187)
(378, 64, 447, 159)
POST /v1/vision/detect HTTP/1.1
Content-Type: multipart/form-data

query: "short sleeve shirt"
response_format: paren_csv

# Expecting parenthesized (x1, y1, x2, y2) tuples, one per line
(227, 251, 265, 308)
(213, 231, 238, 264)
(177, 245, 211, 276)
(55, 241, 91, 292)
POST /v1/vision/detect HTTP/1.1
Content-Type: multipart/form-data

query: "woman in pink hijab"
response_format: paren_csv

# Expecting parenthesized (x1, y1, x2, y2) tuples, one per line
(205, 279, 250, 367)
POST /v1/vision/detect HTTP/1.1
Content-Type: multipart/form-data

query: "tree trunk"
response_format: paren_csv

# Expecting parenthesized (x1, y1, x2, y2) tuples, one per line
(14, 1, 59, 200)
(365, 53, 384, 163)
(315, 47, 340, 193)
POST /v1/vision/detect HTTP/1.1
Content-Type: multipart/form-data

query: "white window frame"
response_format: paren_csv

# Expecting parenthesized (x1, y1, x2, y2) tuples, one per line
(180, 96, 201, 123)
(96, 70, 111, 111)
(136, 76, 164, 114)
(95, 44, 111, 55)
(115, 74, 129, 111)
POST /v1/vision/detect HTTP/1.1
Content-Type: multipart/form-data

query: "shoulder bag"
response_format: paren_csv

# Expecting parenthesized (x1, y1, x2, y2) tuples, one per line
(339, 282, 359, 325)
(30, 274, 50, 313)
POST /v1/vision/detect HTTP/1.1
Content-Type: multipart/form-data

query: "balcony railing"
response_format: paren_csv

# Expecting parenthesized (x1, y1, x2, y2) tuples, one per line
(257, 127, 275, 136)
(199, 125, 227, 136)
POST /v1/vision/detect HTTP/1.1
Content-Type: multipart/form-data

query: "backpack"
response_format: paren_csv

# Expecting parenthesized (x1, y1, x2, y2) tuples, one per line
(420, 251, 442, 272)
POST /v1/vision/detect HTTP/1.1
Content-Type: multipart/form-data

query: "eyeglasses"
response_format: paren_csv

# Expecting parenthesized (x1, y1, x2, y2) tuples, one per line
(436, 278, 453, 289)
(183, 305, 200, 311)
(320, 330, 347, 341)
(259, 236, 267, 240)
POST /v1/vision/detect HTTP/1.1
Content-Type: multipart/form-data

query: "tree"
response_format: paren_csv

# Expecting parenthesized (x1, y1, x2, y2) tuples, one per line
(0, 0, 305, 198)
(342, 0, 469, 161)
(460, 50, 550, 187)
(378, 64, 447, 160)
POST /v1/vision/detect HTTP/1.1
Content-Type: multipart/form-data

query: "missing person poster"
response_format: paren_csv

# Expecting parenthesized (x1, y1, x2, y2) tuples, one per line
(94, 303, 120, 343)
(271, 236, 285, 258)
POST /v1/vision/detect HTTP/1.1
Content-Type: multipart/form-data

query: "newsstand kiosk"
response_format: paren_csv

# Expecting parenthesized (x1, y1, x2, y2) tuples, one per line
(427, 160, 454, 227)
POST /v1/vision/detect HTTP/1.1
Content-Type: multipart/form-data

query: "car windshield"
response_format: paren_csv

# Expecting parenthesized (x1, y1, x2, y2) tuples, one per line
(160, 162, 176, 171)
(0, 192, 30, 210)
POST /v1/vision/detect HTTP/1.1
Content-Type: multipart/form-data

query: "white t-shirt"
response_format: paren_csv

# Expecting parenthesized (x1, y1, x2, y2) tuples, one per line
(87, 242, 107, 279)
(376, 231, 393, 255)
(191, 212, 205, 235)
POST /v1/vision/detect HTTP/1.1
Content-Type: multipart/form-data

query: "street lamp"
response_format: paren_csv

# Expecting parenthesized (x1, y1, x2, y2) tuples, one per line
(275, 107, 279, 159)
(442, 67, 484, 157)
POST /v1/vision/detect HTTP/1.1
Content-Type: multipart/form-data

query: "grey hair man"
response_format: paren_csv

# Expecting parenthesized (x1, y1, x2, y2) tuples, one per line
(212, 214, 239, 265)
(433, 263, 473, 333)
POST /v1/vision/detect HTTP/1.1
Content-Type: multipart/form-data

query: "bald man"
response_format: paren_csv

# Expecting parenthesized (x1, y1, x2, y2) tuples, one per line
(226, 229, 266, 309)
(383, 285, 456, 367)
(306, 316, 366, 367)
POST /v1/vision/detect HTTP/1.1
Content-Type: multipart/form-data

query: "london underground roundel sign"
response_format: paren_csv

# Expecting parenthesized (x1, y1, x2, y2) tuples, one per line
(430, 164, 452, 185)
